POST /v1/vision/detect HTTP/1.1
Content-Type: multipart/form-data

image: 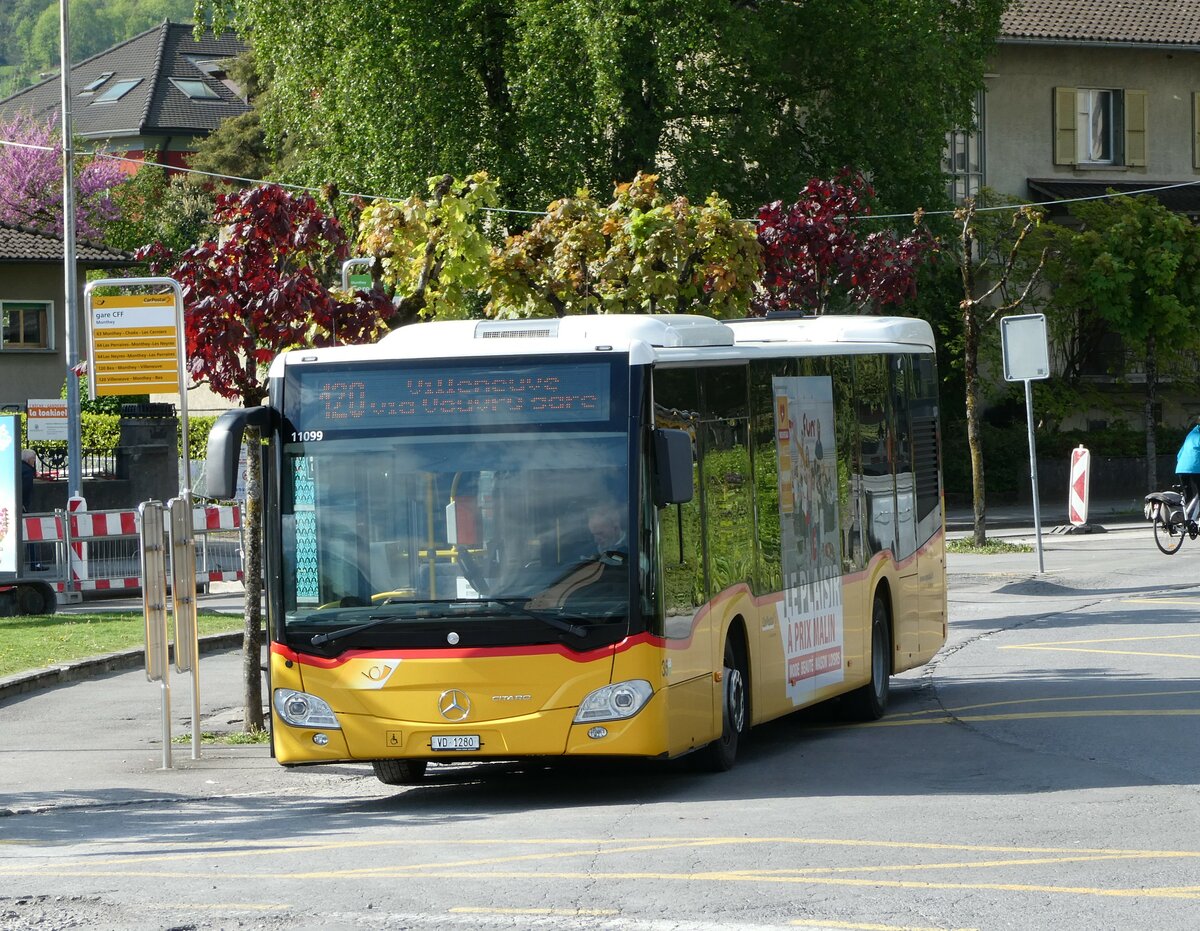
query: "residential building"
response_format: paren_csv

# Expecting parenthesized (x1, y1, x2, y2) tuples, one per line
(986, 0, 1200, 217)
(0, 221, 134, 408)
(0, 21, 248, 174)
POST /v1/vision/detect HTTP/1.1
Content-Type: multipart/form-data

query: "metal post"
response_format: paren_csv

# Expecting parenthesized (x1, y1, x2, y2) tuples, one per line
(1024, 379, 1045, 573)
(340, 257, 373, 290)
(58, 0, 82, 499)
(139, 501, 171, 769)
(168, 497, 200, 759)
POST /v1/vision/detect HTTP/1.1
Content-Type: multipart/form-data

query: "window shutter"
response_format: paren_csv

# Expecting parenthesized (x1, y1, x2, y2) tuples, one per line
(1194, 93, 1200, 169)
(1054, 87, 1076, 165)
(1124, 89, 1147, 167)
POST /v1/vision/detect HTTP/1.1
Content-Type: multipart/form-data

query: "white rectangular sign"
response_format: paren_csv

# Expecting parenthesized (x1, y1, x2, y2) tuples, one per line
(1001, 313, 1050, 381)
(26, 398, 68, 441)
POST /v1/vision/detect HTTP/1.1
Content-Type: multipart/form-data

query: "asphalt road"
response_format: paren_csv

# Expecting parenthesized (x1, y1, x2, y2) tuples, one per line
(1, 524, 1198, 931)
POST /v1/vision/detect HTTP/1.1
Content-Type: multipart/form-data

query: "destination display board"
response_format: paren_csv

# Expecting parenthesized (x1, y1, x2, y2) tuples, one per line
(288, 362, 615, 436)
(88, 293, 180, 396)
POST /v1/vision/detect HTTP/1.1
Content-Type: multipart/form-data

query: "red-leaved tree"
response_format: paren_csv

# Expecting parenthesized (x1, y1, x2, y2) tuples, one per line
(0, 111, 128, 238)
(755, 168, 935, 315)
(140, 183, 394, 731)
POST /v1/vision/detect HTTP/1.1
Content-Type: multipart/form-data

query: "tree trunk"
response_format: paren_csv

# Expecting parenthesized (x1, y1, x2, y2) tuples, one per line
(964, 302, 987, 546)
(1144, 333, 1158, 493)
(241, 423, 265, 732)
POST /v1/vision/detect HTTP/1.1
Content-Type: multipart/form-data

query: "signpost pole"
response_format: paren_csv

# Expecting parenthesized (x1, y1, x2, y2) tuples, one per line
(1024, 378, 1045, 573)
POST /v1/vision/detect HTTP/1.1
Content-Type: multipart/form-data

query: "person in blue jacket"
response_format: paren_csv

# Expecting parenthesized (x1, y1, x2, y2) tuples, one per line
(1175, 422, 1200, 518)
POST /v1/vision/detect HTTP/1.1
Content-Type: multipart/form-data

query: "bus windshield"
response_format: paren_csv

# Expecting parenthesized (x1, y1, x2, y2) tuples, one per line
(278, 359, 633, 649)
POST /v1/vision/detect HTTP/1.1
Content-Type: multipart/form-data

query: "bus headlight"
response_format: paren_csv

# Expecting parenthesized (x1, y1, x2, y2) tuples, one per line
(574, 680, 653, 723)
(273, 689, 341, 729)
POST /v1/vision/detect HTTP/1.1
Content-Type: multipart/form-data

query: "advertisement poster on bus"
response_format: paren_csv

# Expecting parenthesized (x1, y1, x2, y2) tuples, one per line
(772, 377, 844, 703)
(0, 415, 19, 575)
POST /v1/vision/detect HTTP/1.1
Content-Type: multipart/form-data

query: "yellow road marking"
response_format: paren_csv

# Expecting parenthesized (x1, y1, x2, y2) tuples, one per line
(451, 907, 618, 916)
(4, 866, 1200, 900)
(885, 688, 1200, 720)
(5, 835, 1200, 869)
(864, 709, 1200, 727)
(789, 922, 975, 931)
(1121, 598, 1200, 605)
(1002, 632, 1200, 648)
(142, 903, 289, 911)
(1004, 646, 1200, 660)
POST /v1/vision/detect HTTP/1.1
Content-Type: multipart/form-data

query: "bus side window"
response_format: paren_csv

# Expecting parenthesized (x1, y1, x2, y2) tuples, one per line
(653, 367, 706, 615)
(830, 356, 863, 573)
(854, 354, 894, 557)
(749, 358, 790, 595)
(699, 366, 753, 599)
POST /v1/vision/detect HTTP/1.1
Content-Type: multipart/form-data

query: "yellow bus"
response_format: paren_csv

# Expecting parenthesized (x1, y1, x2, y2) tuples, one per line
(206, 313, 946, 783)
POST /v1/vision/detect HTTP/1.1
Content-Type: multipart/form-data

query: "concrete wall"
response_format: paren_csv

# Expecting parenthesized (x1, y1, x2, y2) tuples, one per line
(985, 42, 1200, 201)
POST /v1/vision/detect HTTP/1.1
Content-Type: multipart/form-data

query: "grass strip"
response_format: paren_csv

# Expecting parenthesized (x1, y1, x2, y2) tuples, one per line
(0, 611, 242, 680)
(946, 538, 1034, 554)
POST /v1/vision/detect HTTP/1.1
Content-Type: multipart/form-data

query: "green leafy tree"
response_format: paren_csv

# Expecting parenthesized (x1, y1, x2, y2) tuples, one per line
(356, 172, 500, 326)
(104, 156, 218, 255)
(194, 0, 1004, 214)
(490, 173, 760, 318)
(1048, 194, 1200, 493)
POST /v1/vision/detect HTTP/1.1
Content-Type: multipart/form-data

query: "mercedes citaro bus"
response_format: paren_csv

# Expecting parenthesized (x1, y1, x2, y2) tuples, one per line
(206, 313, 946, 784)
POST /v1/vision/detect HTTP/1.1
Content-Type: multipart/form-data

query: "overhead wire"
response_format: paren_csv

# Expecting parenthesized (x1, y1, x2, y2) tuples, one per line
(4, 134, 1200, 224)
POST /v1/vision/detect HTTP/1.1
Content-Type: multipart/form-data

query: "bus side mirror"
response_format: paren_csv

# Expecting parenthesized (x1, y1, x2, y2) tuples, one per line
(653, 428, 694, 507)
(206, 406, 274, 499)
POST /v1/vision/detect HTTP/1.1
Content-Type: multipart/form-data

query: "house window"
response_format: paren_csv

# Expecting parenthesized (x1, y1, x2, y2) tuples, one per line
(169, 78, 221, 100)
(944, 92, 985, 203)
(1055, 87, 1146, 168)
(1078, 89, 1116, 163)
(79, 72, 114, 94)
(92, 78, 141, 103)
(0, 301, 51, 350)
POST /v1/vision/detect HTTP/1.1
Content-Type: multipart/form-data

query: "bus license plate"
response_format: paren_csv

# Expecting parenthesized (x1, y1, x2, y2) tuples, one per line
(431, 735, 480, 751)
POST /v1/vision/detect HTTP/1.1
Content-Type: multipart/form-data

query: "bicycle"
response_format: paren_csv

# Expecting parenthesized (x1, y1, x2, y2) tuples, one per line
(1144, 485, 1200, 554)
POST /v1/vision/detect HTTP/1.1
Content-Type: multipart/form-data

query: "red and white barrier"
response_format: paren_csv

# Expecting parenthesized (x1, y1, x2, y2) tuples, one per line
(21, 504, 243, 593)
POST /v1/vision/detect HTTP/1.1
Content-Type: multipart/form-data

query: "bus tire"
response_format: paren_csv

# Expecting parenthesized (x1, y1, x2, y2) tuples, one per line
(696, 637, 748, 773)
(372, 759, 427, 785)
(844, 592, 891, 721)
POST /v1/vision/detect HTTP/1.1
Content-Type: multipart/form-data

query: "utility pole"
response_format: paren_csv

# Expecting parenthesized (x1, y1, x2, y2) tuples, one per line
(59, 0, 82, 498)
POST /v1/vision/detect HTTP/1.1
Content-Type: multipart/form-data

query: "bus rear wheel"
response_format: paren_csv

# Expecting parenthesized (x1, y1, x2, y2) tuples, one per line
(372, 759, 428, 785)
(843, 593, 891, 721)
(696, 637, 747, 772)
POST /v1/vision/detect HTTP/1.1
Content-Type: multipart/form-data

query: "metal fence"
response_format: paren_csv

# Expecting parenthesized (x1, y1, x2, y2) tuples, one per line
(19, 504, 243, 598)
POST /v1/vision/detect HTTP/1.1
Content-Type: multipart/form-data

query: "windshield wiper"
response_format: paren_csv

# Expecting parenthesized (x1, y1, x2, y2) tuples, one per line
(310, 615, 404, 646)
(484, 599, 588, 638)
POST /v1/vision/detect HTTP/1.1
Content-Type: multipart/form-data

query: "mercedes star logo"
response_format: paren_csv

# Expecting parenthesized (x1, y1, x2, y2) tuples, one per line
(438, 689, 471, 722)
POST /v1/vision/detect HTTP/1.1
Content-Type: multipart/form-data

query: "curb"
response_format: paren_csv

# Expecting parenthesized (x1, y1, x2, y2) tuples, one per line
(0, 631, 247, 704)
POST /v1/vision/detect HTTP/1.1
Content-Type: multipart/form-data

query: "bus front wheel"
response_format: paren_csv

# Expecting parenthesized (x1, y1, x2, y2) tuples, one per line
(696, 637, 748, 772)
(372, 759, 428, 785)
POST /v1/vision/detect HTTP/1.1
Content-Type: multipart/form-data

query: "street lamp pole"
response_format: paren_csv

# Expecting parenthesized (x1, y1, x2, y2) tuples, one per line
(58, 0, 82, 498)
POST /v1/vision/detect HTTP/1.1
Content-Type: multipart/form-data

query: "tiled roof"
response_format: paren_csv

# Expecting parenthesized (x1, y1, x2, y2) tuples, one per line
(1002, 0, 1200, 46)
(0, 21, 249, 141)
(0, 222, 136, 265)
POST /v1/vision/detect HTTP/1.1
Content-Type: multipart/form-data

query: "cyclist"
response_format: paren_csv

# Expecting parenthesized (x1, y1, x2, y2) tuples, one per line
(1175, 419, 1200, 520)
